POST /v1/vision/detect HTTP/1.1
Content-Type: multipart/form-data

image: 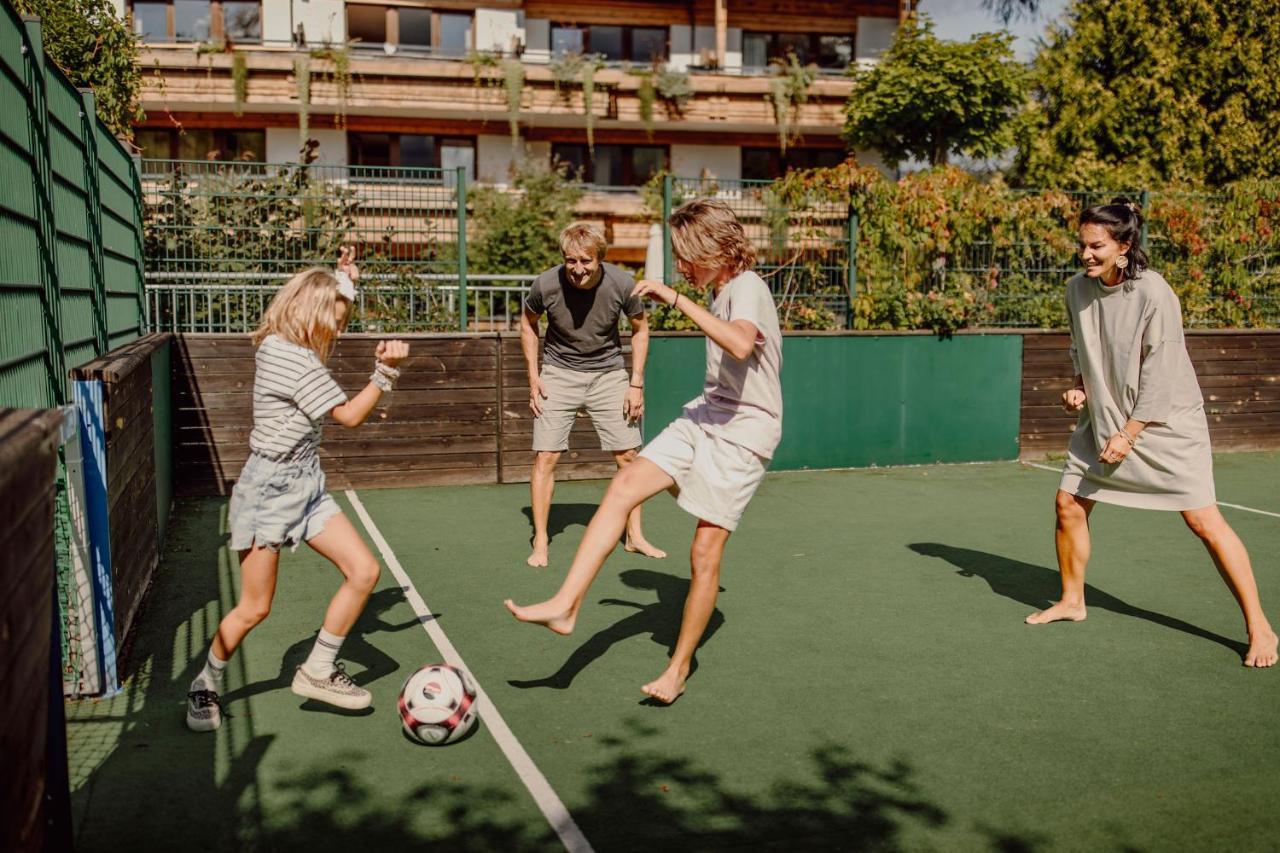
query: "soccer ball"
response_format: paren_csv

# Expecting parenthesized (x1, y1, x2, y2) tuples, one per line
(398, 663, 479, 745)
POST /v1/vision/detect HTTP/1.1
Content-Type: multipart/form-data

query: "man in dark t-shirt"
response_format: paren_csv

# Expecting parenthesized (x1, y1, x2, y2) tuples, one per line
(520, 223, 665, 566)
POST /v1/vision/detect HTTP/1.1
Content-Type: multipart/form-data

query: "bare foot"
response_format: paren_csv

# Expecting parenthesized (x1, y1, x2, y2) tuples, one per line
(625, 538, 667, 559)
(526, 536, 549, 567)
(1025, 601, 1087, 625)
(1244, 628, 1279, 668)
(641, 668, 687, 704)
(504, 598, 576, 635)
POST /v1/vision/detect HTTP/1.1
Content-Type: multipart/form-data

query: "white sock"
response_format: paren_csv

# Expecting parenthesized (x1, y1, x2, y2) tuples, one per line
(302, 628, 344, 678)
(193, 650, 227, 692)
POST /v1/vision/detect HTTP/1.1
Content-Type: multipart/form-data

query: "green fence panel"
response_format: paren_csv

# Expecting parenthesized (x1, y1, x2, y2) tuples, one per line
(643, 333, 1023, 470)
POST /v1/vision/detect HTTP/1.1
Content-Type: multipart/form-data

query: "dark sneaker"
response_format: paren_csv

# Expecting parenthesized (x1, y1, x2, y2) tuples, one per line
(290, 662, 372, 710)
(186, 687, 223, 732)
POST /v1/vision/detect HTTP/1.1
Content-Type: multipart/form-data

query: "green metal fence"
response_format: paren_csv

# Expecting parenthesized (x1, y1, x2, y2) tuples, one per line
(660, 179, 1280, 329)
(0, 5, 146, 695)
(140, 158, 471, 331)
(0, 8, 145, 410)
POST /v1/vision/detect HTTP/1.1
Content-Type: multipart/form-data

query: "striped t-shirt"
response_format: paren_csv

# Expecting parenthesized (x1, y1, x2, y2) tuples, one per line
(248, 334, 348, 462)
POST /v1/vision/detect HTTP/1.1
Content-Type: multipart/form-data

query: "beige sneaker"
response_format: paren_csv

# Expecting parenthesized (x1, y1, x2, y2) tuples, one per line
(290, 662, 372, 710)
(186, 686, 223, 732)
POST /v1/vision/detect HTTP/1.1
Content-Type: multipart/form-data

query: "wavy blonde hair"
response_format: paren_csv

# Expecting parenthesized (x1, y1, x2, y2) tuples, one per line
(668, 198, 756, 277)
(252, 267, 349, 360)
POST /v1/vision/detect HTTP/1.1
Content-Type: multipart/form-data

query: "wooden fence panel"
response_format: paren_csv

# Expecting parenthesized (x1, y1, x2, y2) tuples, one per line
(173, 334, 502, 494)
(0, 407, 66, 853)
(1020, 331, 1280, 458)
(71, 333, 171, 644)
(497, 332, 640, 484)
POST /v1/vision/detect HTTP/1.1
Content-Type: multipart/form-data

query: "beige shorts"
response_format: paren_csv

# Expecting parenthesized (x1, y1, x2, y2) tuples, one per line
(638, 416, 768, 531)
(532, 364, 642, 453)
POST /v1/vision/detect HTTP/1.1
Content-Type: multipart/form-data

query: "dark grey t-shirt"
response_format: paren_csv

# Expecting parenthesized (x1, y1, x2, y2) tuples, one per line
(524, 262, 643, 372)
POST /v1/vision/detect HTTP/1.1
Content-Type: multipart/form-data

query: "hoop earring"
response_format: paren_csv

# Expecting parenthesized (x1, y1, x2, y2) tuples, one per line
(1115, 254, 1129, 270)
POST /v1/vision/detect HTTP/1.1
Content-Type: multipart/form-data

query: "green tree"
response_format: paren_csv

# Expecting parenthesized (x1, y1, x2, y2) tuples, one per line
(13, 0, 143, 138)
(1014, 0, 1280, 188)
(467, 158, 584, 274)
(843, 15, 1026, 168)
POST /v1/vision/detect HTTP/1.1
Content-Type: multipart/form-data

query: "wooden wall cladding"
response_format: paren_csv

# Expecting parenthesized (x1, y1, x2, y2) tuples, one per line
(174, 334, 501, 495)
(72, 334, 171, 644)
(0, 408, 65, 853)
(498, 332, 630, 485)
(173, 332, 637, 495)
(1020, 331, 1280, 458)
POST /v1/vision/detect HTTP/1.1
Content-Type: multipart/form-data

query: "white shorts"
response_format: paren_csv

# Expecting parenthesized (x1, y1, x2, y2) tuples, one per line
(638, 416, 768, 531)
(532, 364, 641, 452)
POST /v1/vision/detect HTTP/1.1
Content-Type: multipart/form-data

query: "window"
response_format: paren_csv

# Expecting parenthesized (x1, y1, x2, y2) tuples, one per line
(399, 8, 431, 49)
(349, 133, 475, 180)
(437, 13, 471, 56)
(174, 0, 210, 41)
(347, 5, 387, 45)
(552, 143, 666, 186)
(135, 128, 265, 161)
(741, 147, 844, 181)
(551, 24, 668, 62)
(222, 1, 261, 41)
(347, 6, 472, 55)
(742, 31, 853, 70)
(130, 1, 261, 43)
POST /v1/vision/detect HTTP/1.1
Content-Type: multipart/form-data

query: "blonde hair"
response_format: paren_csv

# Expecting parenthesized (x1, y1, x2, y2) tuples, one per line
(668, 199, 756, 277)
(252, 267, 348, 360)
(558, 222, 608, 260)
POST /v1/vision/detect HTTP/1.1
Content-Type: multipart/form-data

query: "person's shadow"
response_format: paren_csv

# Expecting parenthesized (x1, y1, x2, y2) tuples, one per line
(908, 542, 1247, 656)
(508, 568, 725, 691)
(522, 502, 598, 546)
(221, 587, 422, 714)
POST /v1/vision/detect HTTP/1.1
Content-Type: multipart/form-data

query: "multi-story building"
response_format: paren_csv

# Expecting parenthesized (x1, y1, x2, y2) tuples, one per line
(116, 0, 911, 261)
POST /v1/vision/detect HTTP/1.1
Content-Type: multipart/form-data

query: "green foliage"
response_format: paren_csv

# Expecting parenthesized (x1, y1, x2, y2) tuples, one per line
(549, 53, 605, 152)
(843, 15, 1025, 168)
(636, 70, 656, 134)
(1013, 0, 1280, 187)
(767, 54, 815, 154)
(310, 44, 353, 130)
(294, 55, 310, 148)
(501, 58, 525, 144)
(655, 66, 694, 117)
(13, 0, 143, 138)
(467, 159, 584, 275)
(231, 52, 248, 117)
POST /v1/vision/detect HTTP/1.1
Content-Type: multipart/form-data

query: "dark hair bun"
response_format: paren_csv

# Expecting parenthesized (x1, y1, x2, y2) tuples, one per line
(1109, 196, 1142, 219)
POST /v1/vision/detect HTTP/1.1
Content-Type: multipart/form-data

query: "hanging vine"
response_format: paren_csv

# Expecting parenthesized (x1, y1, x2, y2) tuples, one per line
(768, 54, 815, 153)
(310, 44, 354, 129)
(294, 54, 311, 149)
(655, 65, 693, 118)
(500, 58, 525, 145)
(231, 52, 248, 116)
(635, 70, 656, 136)
(581, 55, 604, 154)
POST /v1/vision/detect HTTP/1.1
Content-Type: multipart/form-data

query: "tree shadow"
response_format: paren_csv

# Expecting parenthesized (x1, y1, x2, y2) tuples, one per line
(508, 569, 724, 691)
(221, 586, 420, 709)
(908, 542, 1247, 656)
(520, 502, 598, 544)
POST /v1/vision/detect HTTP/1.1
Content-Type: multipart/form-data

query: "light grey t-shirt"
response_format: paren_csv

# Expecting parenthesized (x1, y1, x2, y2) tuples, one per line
(248, 334, 348, 463)
(683, 270, 784, 459)
(524, 262, 644, 372)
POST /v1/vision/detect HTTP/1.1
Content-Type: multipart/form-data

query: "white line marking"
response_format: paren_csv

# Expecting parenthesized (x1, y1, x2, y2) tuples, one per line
(1018, 461, 1280, 518)
(345, 490, 594, 853)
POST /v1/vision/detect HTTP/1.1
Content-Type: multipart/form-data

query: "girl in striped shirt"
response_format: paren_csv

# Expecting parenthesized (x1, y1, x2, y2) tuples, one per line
(187, 248, 409, 731)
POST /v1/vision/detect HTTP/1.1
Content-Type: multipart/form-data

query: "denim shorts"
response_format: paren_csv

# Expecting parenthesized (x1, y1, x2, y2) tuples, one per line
(228, 453, 340, 552)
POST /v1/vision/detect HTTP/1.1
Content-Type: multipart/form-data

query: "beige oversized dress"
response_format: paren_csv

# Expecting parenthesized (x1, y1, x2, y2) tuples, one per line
(1058, 269, 1216, 511)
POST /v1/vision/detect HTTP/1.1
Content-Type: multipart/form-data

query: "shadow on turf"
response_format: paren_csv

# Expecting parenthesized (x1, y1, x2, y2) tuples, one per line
(220, 586, 421, 712)
(909, 542, 1247, 656)
(521, 502, 598, 544)
(507, 568, 724, 692)
(69, 500, 1044, 851)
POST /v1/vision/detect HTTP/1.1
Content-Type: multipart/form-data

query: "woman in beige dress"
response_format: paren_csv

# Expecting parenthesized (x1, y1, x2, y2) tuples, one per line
(1027, 198, 1278, 667)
